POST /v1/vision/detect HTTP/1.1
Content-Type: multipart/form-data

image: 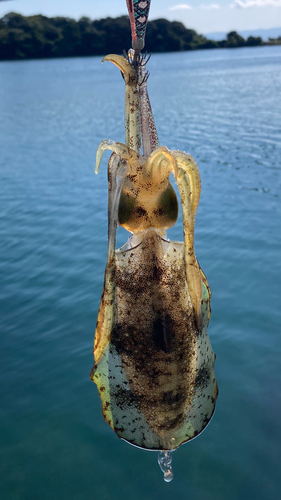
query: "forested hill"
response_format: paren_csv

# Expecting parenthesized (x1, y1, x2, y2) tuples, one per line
(0, 12, 273, 61)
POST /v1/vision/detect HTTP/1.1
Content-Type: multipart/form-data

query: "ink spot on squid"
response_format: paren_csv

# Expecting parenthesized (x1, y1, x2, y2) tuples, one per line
(161, 390, 186, 409)
(152, 314, 173, 353)
(153, 207, 164, 216)
(111, 324, 124, 355)
(158, 412, 185, 431)
(135, 206, 147, 218)
(195, 367, 211, 389)
(112, 386, 140, 410)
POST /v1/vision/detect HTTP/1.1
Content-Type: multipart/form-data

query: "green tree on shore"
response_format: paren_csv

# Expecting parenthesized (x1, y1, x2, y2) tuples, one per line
(0, 12, 271, 61)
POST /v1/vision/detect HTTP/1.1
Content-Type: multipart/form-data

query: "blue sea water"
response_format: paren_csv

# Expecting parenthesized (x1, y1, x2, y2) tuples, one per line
(0, 46, 280, 500)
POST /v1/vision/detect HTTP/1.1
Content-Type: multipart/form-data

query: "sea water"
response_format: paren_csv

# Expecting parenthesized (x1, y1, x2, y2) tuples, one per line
(0, 46, 280, 499)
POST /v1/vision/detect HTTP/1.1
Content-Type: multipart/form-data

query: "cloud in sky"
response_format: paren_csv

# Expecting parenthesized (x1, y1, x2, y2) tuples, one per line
(231, 0, 281, 6)
(169, 3, 220, 10)
(200, 4, 220, 9)
(169, 4, 192, 10)
(170, 0, 281, 8)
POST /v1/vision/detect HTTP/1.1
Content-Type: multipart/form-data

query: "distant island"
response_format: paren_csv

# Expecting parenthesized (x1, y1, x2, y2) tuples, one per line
(0, 12, 280, 61)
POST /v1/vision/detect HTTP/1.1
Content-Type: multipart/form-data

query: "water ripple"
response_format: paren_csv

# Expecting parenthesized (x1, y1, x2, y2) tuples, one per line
(0, 46, 280, 500)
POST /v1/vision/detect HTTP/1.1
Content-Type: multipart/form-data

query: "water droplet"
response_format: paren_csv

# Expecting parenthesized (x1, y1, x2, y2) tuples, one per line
(164, 469, 174, 482)
(158, 450, 174, 483)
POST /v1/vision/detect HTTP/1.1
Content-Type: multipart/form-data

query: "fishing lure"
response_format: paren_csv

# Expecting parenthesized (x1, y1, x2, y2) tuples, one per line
(90, 1, 218, 482)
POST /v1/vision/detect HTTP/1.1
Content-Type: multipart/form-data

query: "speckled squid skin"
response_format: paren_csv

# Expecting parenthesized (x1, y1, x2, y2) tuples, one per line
(91, 53, 218, 450)
(102, 55, 141, 153)
(91, 229, 218, 450)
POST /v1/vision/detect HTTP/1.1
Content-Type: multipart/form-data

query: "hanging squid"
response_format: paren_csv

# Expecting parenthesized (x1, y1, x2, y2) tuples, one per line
(90, 0, 218, 481)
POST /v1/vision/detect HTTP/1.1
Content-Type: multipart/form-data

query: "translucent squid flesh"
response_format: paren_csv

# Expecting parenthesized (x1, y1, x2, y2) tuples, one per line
(90, 53, 218, 452)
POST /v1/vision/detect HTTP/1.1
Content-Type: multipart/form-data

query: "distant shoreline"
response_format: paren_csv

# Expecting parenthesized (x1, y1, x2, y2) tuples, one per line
(0, 12, 280, 62)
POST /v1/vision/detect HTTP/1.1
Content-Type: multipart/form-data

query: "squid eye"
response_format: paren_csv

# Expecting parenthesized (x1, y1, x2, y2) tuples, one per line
(118, 191, 148, 231)
(118, 191, 136, 225)
(159, 185, 178, 225)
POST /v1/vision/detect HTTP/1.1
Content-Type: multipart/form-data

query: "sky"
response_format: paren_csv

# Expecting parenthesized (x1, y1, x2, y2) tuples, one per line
(0, 0, 280, 34)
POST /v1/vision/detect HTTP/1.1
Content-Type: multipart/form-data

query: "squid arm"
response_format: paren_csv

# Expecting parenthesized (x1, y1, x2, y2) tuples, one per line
(103, 52, 159, 159)
(172, 151, 206, 331)
(139, 61, 160, 157)
(92, 151, 127, 366)
(102, 54, 141, 153)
